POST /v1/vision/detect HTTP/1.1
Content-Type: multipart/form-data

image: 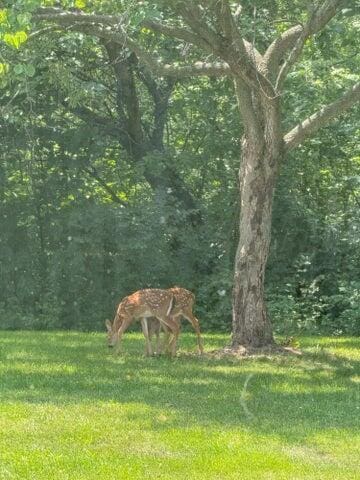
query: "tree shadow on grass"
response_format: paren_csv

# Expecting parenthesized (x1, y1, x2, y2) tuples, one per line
(0, 331, 359, 446)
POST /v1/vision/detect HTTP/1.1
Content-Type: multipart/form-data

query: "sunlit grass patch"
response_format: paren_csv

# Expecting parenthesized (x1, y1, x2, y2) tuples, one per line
(0, 331, 359, 479)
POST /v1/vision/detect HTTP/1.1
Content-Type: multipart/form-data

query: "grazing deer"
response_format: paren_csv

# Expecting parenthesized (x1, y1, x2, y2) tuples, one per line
(142, 287, 204, 355)
(105, 289, 180, 357)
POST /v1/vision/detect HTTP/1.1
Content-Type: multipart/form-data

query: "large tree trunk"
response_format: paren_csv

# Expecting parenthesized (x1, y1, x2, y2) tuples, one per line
(232, 136, 279, 348)
(231, 90, 282, 348)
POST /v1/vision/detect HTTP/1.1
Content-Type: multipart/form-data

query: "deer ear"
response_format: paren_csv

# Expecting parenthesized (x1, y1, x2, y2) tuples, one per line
(105, 319, 112, 331)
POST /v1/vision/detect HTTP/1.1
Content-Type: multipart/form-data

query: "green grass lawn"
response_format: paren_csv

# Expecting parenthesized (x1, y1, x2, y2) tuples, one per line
(0, 331, 359, 479)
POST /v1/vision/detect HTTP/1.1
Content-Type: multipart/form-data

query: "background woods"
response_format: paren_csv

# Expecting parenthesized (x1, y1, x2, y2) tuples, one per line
(0, 1, 359, 337)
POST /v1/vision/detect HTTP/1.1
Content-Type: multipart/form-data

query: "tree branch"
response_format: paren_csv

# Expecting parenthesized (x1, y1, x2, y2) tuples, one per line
(142, 19, 212, 53)
(234, 77, 262, 139)
(35, 7, 123, 26)
(214, 0, 234, 40)
(264, 0, 344, 83)
(34, 7, 230, 78)
(176, 1, 274, 98)
(263, 25, 302, 79)
(135, 68, 175, 150)
(274, 23, 310, 90)
(174, 2, 223, 53)
(64, 101, 137, 155)
(84, 166, 128, 206)
(66, 104, 121, 138)
(145, 16, 262, 70)
(214, 1, 273, 96)
(103, 42, 146, 160)
(284, 82, 360, 152)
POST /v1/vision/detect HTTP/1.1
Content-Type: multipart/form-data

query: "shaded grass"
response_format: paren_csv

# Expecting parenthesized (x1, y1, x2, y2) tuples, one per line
(0, 331, 359, 479)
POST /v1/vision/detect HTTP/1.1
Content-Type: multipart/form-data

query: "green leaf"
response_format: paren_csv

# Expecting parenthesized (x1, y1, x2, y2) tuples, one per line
(3, 31, 28, 49)
(17, 12, 32, 27)
(75, 0, 86, 8)
(0, 9, 7, 24)
(0, 63, 9, 75)
(14, 64, 24, 75)
(129, 6, 161, 28)
(25, 64, 36, 77)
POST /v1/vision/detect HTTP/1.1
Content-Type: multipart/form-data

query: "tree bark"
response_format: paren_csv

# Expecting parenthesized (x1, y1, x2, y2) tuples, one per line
(231, 89, 282, 348)
(232, 141, 278, 347)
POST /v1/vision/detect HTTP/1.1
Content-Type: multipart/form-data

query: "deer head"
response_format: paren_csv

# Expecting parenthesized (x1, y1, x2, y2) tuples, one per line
(105, 318, 119, 348)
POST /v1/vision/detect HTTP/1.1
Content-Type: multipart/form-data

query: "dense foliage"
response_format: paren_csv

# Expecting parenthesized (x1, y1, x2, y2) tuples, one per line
(0, 1, 359, 335)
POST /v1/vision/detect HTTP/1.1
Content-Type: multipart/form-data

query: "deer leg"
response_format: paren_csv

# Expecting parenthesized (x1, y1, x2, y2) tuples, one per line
(160, 326, 171, 355)
(147, 318, 161, 355)
(156, 321, 171, 355)
(168, 317, 180, 357)
(183, 311, 204, 354)
(156, 316, 180, 357)
(154, 321, 162, 355)
(169, 319, 180, 357)
(141, 318, 153, 357)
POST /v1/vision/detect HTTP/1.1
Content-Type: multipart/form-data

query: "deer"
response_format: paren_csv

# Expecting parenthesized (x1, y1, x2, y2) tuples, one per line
(141, 287, 204, 355)
(105, 289, 180, 357)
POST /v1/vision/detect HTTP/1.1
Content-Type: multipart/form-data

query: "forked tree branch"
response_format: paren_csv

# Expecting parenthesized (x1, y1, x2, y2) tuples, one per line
(275, 24, 310, 90)
(135, 69, 175, 149)
(182, 1, 275, 98)
(103, 42, 145, 158)
(263, 25, 302, 79)
(284, 82, 360, 151)
(264, 0, 344, 83)
(174, 2, 223, 53)
(144, 17, 262, 68)
(175, 1, 268, 98)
